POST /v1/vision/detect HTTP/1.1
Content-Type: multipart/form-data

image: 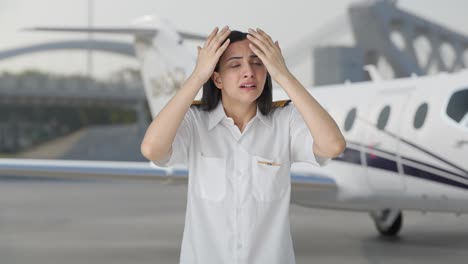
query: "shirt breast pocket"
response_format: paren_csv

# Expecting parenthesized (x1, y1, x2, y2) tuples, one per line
(194, 152, 227, 202)
(251, 155, 286, 202)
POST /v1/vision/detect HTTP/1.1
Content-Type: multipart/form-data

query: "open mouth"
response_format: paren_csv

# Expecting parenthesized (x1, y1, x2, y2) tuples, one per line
(240, 83, 256, 89)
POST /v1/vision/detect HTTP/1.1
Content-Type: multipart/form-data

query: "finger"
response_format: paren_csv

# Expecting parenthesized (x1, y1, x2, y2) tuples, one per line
(209, 26, 231, 51)
(248, 28, 269, 47)
(275, 41, 281, 51)
(246, 33, 271, 55)
(256, 28, 275, 47)
(203, 27, 219, 48)
(248, 43, 265, 61)
(215, 38, 230, 57)
(247, 29, 274, 54)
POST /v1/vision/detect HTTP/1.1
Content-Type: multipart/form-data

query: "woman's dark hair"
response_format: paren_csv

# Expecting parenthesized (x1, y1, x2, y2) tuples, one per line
(199, 30, 273, 115)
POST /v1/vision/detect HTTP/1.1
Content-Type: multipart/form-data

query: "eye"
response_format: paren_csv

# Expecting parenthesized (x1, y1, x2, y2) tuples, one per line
(231, 65, 240, 68)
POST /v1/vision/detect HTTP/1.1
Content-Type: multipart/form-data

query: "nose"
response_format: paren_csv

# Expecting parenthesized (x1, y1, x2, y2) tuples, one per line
(242, 63, 255, 78)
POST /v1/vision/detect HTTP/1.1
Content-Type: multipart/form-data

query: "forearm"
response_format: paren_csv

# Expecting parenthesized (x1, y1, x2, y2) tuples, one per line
(277, 73, 346, 158)
(140, 73, 204, 161)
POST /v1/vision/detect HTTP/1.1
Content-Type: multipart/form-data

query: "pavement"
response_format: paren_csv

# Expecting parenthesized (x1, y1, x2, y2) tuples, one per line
(1, 179, 468, 264)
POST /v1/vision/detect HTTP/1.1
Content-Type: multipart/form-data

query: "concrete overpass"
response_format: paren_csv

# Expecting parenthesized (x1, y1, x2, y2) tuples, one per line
(0, 39, 144, 107)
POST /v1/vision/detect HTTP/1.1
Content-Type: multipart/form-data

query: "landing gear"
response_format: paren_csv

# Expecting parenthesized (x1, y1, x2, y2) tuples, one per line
(370, 209, 403, 237)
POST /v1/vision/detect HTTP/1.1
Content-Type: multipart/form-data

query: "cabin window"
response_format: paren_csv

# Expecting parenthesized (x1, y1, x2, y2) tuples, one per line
(446, 88, 468, 127)
(344, 108, 357, 132)
(377, 105, 391, 130)
(414, 103, 428, 129)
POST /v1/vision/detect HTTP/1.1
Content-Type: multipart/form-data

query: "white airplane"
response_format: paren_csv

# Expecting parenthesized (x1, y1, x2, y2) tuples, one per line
(0, 15, 467, 237)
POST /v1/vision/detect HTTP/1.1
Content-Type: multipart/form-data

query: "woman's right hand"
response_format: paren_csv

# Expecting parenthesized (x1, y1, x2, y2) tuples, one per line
(192, 26, 231, 84)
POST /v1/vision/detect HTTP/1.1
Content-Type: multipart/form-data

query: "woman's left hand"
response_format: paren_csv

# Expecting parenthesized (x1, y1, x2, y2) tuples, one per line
(246, 28, 292, 83)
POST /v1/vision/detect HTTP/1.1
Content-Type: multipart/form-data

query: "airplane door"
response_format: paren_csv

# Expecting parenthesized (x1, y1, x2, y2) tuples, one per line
(364, 90, 411, 192)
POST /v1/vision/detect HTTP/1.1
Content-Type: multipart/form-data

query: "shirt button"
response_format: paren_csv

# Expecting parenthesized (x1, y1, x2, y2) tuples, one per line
(237, 243, 242, 249)
(236, 170, 242, 176)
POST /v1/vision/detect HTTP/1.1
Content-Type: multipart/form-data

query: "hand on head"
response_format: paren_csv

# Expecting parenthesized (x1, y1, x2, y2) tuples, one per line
(246, 28, 291, 83)
(193, 26, 231, 84)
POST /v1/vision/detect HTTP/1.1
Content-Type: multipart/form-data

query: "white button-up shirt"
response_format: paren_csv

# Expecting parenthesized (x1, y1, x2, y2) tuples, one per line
(152, 99, 330, 264)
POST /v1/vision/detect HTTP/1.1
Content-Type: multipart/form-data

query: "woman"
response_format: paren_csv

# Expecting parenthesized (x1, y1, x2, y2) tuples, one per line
(141, 26, 346, 264)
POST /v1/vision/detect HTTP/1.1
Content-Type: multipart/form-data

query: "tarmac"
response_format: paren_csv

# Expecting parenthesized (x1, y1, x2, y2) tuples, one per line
(1, 178, 468, 264)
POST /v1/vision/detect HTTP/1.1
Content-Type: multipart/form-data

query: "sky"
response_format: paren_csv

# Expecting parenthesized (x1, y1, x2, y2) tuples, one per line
(0, 0, 467, 85)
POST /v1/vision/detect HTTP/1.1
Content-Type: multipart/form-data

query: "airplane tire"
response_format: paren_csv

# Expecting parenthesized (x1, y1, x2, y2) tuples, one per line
(374, 211, 403, 237)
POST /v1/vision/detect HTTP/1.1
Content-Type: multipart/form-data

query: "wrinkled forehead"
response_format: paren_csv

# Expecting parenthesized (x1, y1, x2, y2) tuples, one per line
(219, 39, 256, 64)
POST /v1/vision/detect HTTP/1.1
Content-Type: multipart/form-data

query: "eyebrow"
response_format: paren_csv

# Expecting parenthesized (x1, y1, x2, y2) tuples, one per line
(226, 55, 259, 62)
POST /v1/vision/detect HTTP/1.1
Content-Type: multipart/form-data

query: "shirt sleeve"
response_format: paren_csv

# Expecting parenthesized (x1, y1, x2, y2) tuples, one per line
(151, 107, 193, 168)
(289, 104, 331, 167)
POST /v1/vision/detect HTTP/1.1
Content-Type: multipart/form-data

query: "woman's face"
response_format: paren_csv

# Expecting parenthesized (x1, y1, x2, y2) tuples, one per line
(212, 39, 267, 105)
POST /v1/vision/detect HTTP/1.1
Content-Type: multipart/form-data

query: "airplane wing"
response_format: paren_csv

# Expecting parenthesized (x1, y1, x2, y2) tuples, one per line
(0, 158, 188, 182)
(291, 171, 337, 188)
(290, 161, 337, 188)
(290, 163, 339, 208)
(24, 27, 207, 41)
(0, 158, 336, 187)
(0, 158, 339, 209)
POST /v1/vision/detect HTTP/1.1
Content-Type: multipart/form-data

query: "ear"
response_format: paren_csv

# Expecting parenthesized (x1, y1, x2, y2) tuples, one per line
(212, 72, 223, 89)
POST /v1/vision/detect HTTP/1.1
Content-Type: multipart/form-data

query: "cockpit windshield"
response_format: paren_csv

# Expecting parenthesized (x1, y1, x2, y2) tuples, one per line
(446, 88, 468, 128)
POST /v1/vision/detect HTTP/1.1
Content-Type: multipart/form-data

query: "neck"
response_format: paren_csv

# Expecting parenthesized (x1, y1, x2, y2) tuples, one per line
(221, 98, 257, 131)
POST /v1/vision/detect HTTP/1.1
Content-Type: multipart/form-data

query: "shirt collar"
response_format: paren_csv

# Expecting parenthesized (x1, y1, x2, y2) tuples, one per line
(208, 100, 272, 130)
